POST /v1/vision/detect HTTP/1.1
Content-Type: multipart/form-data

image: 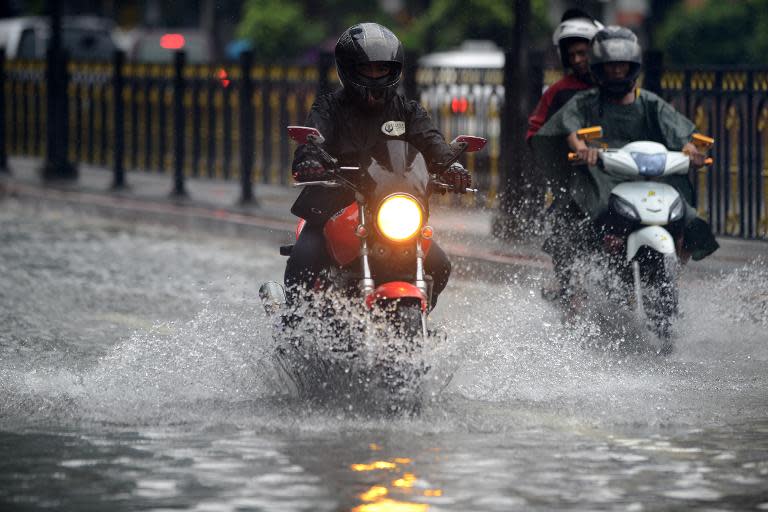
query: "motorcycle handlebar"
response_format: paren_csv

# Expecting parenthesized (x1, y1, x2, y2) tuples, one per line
(292, 180, 342, 188)
(432, 180, 477, 194)
(567, 151, 713, 167)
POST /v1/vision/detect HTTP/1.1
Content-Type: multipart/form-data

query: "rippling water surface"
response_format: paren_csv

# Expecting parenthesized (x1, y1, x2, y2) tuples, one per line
(1, 200, 767, 511)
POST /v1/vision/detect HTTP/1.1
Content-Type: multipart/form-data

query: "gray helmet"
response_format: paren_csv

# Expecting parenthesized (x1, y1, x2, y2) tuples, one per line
(335, 22, 404, 109)
(589, 26, 642, 97)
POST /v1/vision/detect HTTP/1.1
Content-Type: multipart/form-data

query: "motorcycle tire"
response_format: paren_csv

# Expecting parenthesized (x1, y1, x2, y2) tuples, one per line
(381, 299, 425, 415)
(391, 299, 424, 341)
(635, 247, 679, 353)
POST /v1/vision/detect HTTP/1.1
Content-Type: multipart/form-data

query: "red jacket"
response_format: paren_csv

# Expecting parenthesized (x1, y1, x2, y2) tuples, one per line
(526, 74, 592, 142)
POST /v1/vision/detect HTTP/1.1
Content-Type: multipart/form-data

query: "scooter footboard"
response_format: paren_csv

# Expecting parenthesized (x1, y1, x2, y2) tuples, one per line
(626, 226, 676, 261)
(364, 282, 428, 312)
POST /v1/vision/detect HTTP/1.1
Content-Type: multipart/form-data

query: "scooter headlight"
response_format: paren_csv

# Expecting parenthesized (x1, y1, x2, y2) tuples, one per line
(609, 194, 640, 222)
(376, 194, 424, 242)
(668, 196, 685, 222)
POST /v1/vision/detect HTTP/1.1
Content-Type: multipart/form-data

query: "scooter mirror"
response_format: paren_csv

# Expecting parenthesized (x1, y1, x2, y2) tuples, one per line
(287, 126, 325, 145)
(449, 135, 487, 153)
(577, 126, 603, 141)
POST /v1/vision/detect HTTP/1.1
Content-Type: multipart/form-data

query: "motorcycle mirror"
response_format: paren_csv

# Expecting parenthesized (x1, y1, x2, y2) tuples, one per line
(449, 135, 487, 153)
(287, 126, 325, 145)
(577, 126, 603, 141)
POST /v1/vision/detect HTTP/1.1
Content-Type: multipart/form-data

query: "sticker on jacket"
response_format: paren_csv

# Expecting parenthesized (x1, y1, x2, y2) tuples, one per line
(381, 121, 406, 136)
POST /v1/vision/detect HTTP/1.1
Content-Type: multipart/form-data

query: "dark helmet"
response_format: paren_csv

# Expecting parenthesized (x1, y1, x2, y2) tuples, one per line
(552, 9, 603, 69)
(589, 26, 642, 98)
(335, 22, 404, 108)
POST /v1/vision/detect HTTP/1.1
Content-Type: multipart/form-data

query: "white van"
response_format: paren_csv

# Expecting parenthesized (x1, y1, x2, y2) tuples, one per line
(0, 16, 117, 61)
(417, 40, 505, 147)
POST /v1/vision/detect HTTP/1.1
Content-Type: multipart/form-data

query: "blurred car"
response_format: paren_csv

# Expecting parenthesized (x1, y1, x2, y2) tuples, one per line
(417, 40, 505, 143)
(0, 16, 117, 61)
(418, 40, 504, 69)
(126, 28, 213, 64)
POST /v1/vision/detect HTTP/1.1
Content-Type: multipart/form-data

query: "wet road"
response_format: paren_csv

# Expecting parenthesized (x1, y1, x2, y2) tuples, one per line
(1, 199, 767, 511)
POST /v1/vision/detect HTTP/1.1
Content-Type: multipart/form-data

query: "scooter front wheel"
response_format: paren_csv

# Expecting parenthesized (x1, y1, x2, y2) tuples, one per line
(633, 248, 679, 352)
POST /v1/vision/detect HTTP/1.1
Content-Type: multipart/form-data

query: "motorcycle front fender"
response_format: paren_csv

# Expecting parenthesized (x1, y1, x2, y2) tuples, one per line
(364, 281, 428, 312)
(626, 225, 676, 261)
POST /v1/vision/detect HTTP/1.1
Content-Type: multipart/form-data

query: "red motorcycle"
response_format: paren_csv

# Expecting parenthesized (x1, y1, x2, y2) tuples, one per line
(260, 126, 485, 411)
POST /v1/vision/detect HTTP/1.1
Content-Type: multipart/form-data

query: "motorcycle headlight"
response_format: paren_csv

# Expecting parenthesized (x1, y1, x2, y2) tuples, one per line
(376, 194, 424, 242)
(668, 196, 685, 222)
(610, 194, 640, 222)
(630, 152, 667, 177)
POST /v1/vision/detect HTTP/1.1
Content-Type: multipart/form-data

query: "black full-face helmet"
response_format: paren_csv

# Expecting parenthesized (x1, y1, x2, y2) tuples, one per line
(335, 22, 404, 109)
(589, 26, 642, 98)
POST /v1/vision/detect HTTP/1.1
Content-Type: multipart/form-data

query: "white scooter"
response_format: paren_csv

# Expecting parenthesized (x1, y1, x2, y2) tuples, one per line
(568, 127, 714, 350)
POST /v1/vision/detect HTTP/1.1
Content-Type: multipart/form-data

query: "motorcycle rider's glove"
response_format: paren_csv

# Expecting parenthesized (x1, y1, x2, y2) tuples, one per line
(442, 163, 472, 194)
(292, 159, 329, 182)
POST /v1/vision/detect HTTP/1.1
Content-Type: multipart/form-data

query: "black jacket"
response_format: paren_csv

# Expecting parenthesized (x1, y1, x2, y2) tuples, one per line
(291, 89, 456, 224)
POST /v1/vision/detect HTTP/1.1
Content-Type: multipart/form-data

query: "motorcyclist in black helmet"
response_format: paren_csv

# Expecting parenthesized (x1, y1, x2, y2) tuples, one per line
(285, 22, 471, 307)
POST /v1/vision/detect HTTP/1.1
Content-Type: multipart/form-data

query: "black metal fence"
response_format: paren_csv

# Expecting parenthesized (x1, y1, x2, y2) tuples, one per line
(3, 53, 322, 188)
(2, 52, 767, 240)
(660, 69, 768, 239)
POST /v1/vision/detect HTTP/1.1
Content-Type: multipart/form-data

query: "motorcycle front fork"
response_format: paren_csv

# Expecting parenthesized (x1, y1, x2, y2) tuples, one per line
(357, 204, 429, 341)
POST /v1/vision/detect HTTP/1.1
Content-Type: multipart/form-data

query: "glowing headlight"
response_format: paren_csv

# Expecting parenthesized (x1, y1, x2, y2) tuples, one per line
(376, 194, 423, 242)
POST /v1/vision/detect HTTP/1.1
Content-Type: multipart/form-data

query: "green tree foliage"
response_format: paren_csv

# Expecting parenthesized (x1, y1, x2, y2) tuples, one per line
(236, 0, 325, 61)
(237, 0, 550, 62)
(304, 0, 395, 36)
(656, 0, 768, 65)
(401, 0, 550, 52)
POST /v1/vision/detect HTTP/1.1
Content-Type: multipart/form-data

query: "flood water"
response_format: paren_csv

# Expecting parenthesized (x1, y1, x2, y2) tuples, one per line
(1, 199, 767, 511)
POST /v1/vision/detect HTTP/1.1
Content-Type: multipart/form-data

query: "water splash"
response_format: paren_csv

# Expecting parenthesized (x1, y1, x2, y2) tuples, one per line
(1, 201, 766, 435)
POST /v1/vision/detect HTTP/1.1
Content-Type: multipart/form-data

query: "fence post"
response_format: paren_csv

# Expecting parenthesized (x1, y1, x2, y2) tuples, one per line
(239, 50, 256, 204)
(316, 51, 335, 96)
(493, 0, 540, 240)
(403, 49, 420, 101)
(0, 53, 8, 174)
(112, 50, 126, 189)
(170, 50, 187, 197)
(643, 50, 663, 95)
(42, 0, 77, 181)
(494, 50, 541, 238)
(746, 70, 755, 238)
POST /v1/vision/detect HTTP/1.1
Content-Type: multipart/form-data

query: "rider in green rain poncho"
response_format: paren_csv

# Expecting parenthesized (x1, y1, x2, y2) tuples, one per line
(531, 26, 719, 306)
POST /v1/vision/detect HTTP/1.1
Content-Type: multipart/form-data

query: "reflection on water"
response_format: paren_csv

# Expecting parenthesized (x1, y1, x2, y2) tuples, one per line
(351, 445, 439, 512)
